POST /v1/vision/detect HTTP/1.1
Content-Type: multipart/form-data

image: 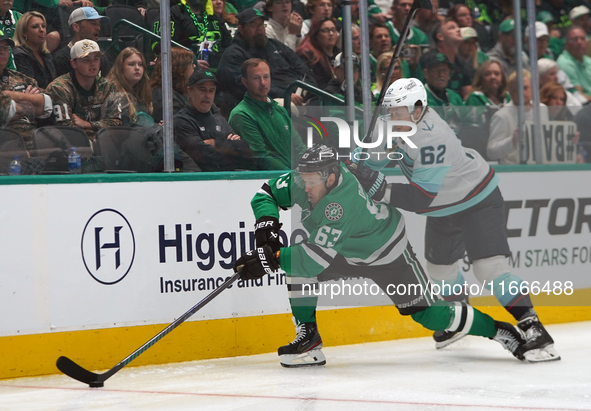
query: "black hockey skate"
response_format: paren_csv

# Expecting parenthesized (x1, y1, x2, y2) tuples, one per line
(517, 316, 561, 362)
(278, 320, 326, 368)
(491, 321, 526, 360)
(433, 329, 468, 349)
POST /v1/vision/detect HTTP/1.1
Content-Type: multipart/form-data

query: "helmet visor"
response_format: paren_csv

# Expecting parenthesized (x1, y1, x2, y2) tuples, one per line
(294, 171, 327, 189)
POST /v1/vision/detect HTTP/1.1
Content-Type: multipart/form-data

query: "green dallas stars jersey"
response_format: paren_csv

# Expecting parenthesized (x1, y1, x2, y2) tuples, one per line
(251, 163, 408, 278)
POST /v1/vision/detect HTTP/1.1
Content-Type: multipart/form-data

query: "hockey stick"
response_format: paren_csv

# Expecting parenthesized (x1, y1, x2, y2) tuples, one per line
(56, 270, 242, 387)
(357, 0, 433, 168)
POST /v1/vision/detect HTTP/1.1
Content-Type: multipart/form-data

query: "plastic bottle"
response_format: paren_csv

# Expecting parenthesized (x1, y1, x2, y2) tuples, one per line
(201, 43, 209, 63)
(8, 156, 21, 176)
(68, 147, 82, 174)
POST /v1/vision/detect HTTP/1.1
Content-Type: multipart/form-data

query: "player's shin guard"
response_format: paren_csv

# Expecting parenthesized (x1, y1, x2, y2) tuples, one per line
(427, 262, 468, 300)
(412, 301, 496, 340)
(489, 273, 534, 321)
(281, 276, 325, 367)
(428, 267, 471, 348)
(473, 257, 534, 321)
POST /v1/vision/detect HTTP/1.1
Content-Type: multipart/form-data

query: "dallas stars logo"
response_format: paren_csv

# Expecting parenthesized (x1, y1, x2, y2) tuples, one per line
(324, 202, 344, 221)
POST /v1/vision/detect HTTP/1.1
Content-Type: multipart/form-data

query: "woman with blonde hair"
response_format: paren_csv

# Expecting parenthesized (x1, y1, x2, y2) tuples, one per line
(12, 11, 56, 88)
(539, 82, 585, 163)
(372, 52, 403, 98)
(107, 47, 153, 126)
(150, 47, 196, 123)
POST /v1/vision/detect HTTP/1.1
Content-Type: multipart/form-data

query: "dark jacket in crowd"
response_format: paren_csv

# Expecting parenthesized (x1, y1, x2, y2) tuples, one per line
(297, 47, 339, 91)
(52, 42, 112, 78)
(324, 78, 364, 105)
(173, 105, 255, 171)
(13, 46, 56, 89)
(216, 32, 316, 101)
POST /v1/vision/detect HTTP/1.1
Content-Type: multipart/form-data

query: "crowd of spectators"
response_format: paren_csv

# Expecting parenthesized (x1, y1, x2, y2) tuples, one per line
(1, 0, 591, 175)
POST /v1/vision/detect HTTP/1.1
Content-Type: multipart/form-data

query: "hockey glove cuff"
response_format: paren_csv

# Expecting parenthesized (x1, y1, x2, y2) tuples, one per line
(234, 246, 280, 280)
(254, 216, 284, 253)
(347, 163, 387, 202)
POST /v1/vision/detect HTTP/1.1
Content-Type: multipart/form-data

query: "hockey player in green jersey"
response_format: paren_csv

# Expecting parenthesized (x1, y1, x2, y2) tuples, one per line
(350, 78, 560, 363)
(234, 144, 528, 368)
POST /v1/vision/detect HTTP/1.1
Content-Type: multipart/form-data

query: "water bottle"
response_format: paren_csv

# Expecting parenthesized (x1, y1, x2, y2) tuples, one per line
(201, 43, 209, 63)
(8, 156, 21, 175)
(68, 147, 82, 174)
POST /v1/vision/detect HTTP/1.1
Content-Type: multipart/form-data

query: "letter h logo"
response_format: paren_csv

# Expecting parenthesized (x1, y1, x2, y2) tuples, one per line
(95, 226, 123, 270)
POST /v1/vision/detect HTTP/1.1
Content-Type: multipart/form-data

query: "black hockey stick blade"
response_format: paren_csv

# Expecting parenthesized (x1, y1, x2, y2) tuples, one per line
(56, 270, 242, 387)
(56, 356, 106, 387)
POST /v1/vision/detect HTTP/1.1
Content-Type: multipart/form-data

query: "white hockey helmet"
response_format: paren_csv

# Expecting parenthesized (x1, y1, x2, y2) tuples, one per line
(383, 78, 427, 123)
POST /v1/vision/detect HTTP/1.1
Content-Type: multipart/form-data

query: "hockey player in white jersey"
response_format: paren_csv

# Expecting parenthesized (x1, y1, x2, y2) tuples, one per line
(352, 78, 559, 362)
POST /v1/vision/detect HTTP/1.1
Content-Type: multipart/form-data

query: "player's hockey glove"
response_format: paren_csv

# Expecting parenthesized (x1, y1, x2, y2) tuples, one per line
(234, 246, 280, 280)
(254, 216, 284, 253)
(347, 163, 388, 202)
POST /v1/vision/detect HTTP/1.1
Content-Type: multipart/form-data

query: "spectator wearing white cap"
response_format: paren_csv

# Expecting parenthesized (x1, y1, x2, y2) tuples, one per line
(458, 26, 489, 70)
(570, 6, 590, 36)
(52, 7, 110, 78)
(569, 5, 591, 58)
(47, 39, 131, 140)
(538, 57, 585, 109)
(524, 21, 554, 61)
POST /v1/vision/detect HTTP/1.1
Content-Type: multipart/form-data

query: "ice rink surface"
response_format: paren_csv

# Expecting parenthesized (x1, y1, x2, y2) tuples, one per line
(1, 321, 590, 411)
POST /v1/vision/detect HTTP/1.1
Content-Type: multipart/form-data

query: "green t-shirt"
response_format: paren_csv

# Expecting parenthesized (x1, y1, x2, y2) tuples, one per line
(465, 90, 511, 126)
(385, 22, 429, 47)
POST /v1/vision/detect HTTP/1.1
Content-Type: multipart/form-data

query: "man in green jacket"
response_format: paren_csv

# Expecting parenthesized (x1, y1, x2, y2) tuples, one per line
(228, 58, 306, 170)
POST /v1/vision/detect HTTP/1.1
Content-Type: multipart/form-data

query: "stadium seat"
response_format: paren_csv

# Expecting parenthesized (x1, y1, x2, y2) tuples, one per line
(0, 128, 27, 175)
(31, 126, 92, 173)
(105, 5, 145, 41)
(96, 126, 154, 172)
(145, 7, 160, 33)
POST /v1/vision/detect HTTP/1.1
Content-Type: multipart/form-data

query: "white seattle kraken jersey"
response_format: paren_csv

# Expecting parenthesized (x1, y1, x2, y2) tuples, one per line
(366, 108, 499, 217)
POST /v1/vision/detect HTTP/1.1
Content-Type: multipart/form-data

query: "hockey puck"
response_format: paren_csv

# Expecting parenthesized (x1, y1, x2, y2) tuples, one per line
(89, 381, 104, 388)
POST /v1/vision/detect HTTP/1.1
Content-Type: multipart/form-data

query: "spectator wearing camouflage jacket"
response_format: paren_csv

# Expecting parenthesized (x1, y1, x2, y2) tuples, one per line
(46, 39, 131, 140)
